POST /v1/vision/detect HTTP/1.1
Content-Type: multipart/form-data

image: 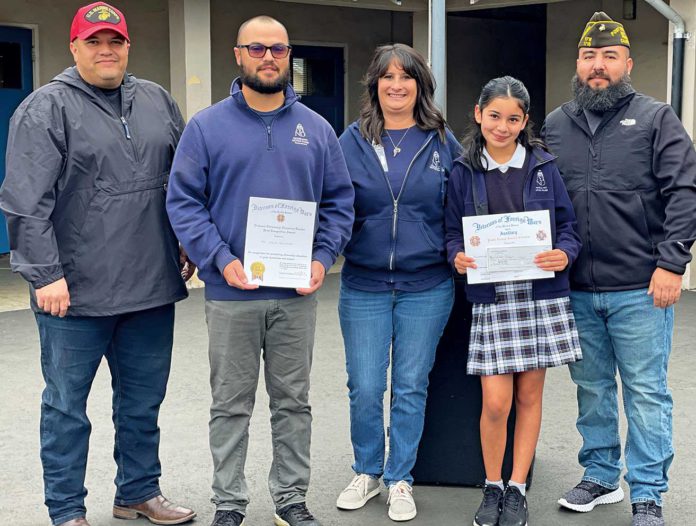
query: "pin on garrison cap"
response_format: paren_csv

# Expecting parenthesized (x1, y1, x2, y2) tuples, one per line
(578, 11, 630, 49)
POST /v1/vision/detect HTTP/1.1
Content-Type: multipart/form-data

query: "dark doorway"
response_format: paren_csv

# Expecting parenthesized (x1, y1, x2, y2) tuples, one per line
(446, 5, 547, 138)
(291, 44, 345, 136)
(0, 25, 33, 254)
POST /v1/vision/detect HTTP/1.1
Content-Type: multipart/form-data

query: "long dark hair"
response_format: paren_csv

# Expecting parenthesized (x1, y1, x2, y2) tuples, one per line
(463, 76, 547, 173)
(359, 43, 447, 143)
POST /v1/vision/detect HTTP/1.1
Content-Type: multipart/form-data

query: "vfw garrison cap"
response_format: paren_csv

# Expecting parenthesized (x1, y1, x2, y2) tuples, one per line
(578, 11, 630, 49)
(70, 2, 129, 42)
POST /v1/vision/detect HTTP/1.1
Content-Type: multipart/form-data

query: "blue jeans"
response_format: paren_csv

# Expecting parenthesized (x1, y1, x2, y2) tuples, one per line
(569, 289, 674, 505)
(36, 304, 175, 525)
(338, 279, 454, 486)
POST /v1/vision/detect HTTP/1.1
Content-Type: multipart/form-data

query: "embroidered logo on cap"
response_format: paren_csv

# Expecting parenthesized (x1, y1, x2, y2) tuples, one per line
(85, 5, 121, 24)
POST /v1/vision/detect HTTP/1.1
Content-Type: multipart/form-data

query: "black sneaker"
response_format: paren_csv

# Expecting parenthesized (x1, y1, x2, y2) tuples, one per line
(274, 503, 322, 526)
(474, 484, 504, 526)
(210, 509, 245, 526)
(632, 501, 664, 526)
(558, 480, 625, 512)
(499, 486, 528, 526)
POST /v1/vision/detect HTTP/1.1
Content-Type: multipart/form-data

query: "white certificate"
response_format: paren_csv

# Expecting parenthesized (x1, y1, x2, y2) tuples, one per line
(462, 210, 554, 284)
(244, 197, 317, 288)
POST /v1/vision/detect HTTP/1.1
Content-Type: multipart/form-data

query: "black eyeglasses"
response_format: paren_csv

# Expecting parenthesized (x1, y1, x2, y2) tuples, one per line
(236, 43, 292, 59)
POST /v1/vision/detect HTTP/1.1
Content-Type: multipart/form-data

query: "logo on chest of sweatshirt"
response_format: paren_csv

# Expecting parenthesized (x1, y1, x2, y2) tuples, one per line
(292, 123, 309, 146)
(429, 151, 442, 171)
(535, 170, 548, 192)
(620, 118, 636, 126)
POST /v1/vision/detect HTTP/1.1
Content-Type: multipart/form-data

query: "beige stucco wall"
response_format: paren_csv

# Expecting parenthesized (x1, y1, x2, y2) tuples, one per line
(546, 0, 669, 114)
(0, 0, 171, 90)
(210, 0, 413, 125)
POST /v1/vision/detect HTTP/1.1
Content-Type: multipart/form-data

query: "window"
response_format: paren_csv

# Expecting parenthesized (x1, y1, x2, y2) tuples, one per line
(292, 56, 335, 97)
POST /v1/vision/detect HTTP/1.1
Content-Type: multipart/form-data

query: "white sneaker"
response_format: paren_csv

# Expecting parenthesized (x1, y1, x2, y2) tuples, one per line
(336, 474, 381, 510)
(387, 481, 417, 521)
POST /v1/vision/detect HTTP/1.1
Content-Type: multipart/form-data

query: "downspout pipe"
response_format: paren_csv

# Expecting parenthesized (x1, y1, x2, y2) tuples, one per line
(644, 0, 689, 118)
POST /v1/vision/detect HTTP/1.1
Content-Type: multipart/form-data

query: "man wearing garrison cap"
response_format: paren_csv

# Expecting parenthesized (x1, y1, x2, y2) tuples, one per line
(0, 2, 195, 525)
(543, 11, 696, 526)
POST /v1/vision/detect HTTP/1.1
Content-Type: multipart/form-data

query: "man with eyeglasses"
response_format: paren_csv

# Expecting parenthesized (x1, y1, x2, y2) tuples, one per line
(167, 15, 354, 526)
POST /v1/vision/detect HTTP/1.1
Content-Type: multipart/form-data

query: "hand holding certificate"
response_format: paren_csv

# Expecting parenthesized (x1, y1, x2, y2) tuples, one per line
(244, 197, 317, 289)
(462, 210, 555, 284)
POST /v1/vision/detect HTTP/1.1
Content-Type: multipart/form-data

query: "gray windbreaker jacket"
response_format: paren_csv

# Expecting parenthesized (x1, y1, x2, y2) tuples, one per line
(0, 67, 188, 316)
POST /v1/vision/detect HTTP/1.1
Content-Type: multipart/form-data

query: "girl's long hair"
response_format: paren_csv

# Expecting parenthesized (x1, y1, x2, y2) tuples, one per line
(359, 43, 447, 143)
(463, 76, 548, 173)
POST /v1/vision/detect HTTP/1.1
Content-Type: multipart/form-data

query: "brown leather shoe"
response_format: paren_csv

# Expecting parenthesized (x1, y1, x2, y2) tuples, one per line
(57, 519, 90, 526)
(113, 495, 196, 525)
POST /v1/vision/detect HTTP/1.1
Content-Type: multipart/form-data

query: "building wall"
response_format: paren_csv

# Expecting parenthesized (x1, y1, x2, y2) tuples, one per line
(546, 0, 669, 113)
(0, 0, 171, 89)
(210, 0, 413, 124)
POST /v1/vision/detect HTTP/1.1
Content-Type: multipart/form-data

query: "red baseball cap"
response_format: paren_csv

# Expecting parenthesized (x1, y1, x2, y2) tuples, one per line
(70, 2, 129, 42)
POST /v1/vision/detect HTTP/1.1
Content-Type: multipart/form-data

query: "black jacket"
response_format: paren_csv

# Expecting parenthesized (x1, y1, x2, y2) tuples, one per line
(542, 90, 696, 291)
(0, 67, 188, 315)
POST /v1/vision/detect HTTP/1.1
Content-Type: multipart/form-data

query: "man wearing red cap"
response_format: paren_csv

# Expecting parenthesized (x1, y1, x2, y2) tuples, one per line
(0, 3, 196, 526)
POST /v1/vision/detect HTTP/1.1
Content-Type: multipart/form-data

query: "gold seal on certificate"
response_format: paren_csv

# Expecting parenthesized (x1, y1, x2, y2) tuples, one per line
(462, 210, 554, 284)
(244, 197, 317, 288)
(250, 261, 266, 281)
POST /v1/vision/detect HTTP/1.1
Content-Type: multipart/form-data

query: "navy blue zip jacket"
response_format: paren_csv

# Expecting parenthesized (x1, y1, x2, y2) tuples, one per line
(338, 121, 461, 286)
(166, 79, 354, 301)
(445, 147, 582, 303)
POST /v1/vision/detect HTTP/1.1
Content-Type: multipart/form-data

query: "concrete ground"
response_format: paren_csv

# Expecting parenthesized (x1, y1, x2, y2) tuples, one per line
(0, 272, 694, 526)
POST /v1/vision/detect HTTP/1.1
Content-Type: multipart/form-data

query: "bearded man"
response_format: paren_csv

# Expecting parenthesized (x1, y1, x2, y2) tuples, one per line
(166, 15, 354, 526)
(542, 12, 696, 526)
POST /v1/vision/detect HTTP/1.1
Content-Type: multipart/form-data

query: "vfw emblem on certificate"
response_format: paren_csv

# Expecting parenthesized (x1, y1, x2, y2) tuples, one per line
(244, 197, 317, 288)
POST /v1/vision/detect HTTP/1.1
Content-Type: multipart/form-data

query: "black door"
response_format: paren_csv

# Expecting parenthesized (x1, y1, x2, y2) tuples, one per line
(291, 45, 345, 136)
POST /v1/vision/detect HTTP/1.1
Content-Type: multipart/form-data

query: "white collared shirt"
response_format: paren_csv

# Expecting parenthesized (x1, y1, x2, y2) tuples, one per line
(482, 143, 526, 173)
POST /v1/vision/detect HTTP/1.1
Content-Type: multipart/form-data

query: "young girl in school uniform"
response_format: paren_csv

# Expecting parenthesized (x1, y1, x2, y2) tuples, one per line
(445, 76, 583, 526)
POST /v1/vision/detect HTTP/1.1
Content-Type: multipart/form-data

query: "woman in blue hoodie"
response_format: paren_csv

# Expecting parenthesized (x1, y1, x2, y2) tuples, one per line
(336, 44, 461, 522)
(445, 77, 582, 526)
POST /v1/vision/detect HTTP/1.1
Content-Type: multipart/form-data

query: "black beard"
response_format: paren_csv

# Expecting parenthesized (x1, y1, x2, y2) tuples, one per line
(240, 65, 290, 95)
(572, 73, 633, 113)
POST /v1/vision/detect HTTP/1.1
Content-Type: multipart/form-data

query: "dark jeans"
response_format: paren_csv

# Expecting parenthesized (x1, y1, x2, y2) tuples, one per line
(36, 304, 175, 525)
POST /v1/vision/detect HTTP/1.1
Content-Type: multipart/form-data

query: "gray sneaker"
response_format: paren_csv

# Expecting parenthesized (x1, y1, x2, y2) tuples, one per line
(336, 474, 381, 510)
(558, 480, 625, 512)
(210, 510, 245, 526)
(632, 501, 664, 526)
(387, 481, 417, 522)
(274, 503, 322, 526)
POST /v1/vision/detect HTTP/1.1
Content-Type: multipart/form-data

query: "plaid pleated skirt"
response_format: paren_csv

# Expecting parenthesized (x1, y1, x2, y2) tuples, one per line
(468, 281, 582, 376)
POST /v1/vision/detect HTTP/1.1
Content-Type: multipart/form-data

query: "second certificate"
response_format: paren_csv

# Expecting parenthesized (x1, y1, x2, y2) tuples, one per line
(244, 197, 317, 289)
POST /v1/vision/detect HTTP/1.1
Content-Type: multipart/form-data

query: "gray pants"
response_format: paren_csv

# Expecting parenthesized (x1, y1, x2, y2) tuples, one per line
(205, 295, 317, 513)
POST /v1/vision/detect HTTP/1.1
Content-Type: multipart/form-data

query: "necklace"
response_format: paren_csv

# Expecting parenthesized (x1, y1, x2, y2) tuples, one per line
(384, 126, 414, 157)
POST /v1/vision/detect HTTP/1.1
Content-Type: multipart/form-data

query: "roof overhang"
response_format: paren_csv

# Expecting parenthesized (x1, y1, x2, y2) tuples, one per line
(274, 0, 571, 12)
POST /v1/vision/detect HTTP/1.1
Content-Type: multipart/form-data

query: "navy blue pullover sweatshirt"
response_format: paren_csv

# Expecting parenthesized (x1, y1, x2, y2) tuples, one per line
(166, 79, 355, 300)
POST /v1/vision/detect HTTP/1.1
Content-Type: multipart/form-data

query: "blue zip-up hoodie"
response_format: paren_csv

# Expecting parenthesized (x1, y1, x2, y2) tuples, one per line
(445, 147, 582, 303)
(338, 121, 461, 286)
(166, 79, 355, 301)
